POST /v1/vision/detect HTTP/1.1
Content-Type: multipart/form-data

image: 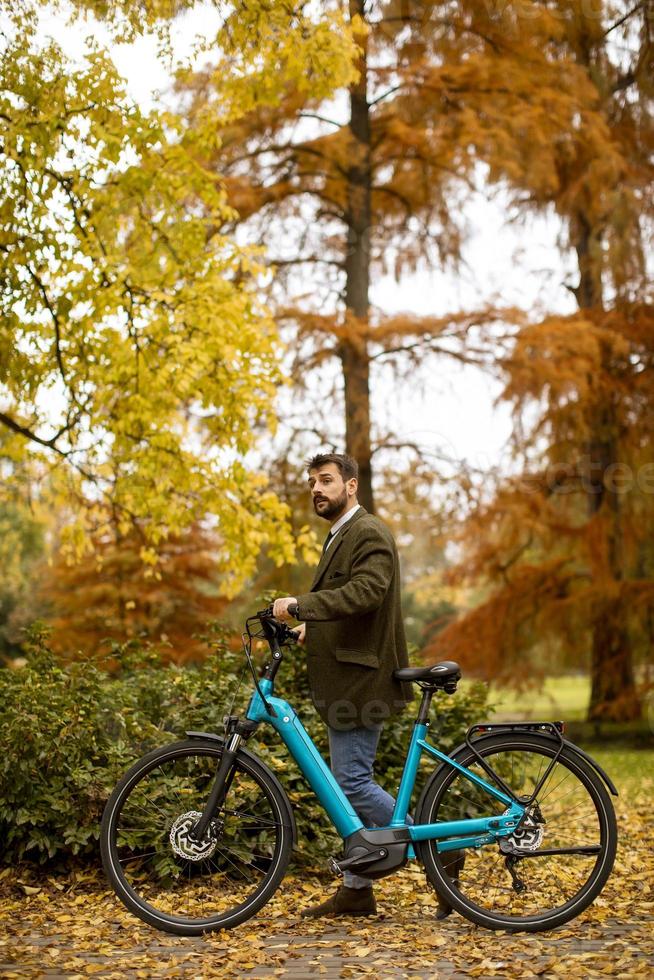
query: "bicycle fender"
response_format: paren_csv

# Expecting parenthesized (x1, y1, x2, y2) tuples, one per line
(185, 731, 299, 844)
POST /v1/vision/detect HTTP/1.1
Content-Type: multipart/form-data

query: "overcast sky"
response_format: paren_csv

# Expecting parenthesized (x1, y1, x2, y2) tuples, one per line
(36, 2, 578, 478)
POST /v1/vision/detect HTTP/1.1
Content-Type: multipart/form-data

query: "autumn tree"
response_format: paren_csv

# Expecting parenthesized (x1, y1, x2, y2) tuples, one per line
(0, 0, 358, 590)
(424, 2, 653, 721)
(176, 0, 613, 510)
(37, 519, 232, 664)
(0, 500, 46, 659)
(505, 0, 652, 722)
(424, 305, 654, 722)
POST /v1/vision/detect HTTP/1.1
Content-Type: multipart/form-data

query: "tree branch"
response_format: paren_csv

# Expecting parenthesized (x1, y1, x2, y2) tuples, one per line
(298, 112, 343, 128)
(269, 255, 345, 269)
(369, 85, 404, 107)
(0, 411, 72, 452)
(24, 264, 77, 403)
(603, 2, 644, 37)
(371, 183, 414, 215)
(225, 140, 339, 170)
(369, 335, 498, 365)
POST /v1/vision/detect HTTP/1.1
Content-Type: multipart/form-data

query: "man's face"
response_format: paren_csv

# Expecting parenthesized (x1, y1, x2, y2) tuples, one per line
(308, 463, 356, 521)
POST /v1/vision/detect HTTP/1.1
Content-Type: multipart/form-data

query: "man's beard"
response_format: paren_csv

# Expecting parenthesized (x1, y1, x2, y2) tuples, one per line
(313, 488, 347, 520)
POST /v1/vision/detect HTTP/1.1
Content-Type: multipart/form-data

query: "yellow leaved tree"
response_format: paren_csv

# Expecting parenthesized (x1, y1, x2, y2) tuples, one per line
(0, 0, 358, 591)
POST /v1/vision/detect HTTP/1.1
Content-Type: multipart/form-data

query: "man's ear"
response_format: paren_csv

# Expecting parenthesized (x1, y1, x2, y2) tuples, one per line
(347, 477, 358, 498)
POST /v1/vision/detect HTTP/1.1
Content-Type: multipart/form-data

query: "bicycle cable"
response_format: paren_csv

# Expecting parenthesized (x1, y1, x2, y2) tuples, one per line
(222, 660, 247, 735)
(241, 625, 276, 716)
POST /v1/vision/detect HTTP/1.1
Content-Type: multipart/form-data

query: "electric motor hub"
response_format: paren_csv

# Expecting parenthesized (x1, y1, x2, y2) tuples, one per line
(169, 810, 220, 861)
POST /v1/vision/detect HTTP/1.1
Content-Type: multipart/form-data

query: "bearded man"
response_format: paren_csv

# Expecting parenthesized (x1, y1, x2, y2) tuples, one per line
(272, 452, 413, 916)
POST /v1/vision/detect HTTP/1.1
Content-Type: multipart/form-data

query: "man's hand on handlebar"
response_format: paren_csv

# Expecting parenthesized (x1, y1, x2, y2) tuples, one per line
(272, 597, 299, 622)
(291, 623, 306, 644)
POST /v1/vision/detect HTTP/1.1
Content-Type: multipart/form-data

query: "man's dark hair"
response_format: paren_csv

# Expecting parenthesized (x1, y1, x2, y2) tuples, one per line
(306, 452, 359, 481)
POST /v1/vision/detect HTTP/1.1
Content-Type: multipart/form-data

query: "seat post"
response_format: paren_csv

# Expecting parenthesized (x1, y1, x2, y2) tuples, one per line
(416, 685, 434, 726)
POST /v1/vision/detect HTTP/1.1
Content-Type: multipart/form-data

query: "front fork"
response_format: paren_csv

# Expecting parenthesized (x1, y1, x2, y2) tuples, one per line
(190, 733, 242, 843)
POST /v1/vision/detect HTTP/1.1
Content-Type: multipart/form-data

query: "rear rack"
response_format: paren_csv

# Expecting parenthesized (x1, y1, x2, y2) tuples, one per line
(468, 721, 565, 739)
(464, 721, 566, 807)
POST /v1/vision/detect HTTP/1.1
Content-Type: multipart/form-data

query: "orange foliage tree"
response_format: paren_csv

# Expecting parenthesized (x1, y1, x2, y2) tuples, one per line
(38, 522, 228, 665)
(175, 1, 651, 719)
(424, 2, 653, 722)
(176, 0, 607, 510)
(427, 306, 653, 719)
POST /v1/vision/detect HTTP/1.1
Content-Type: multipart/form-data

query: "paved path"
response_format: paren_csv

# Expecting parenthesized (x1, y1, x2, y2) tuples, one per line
(242, 917, 651, 978)
(2, 862, 652, 979)
(3, 909, 652, 979)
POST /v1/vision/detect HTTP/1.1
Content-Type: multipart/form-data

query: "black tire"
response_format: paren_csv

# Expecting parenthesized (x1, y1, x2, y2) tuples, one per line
(100, 738, 294, 935)
(416, 733, 617, 932)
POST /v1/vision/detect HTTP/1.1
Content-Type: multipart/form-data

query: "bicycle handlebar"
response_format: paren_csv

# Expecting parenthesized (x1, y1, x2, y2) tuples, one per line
(257, 603, 300, 621)
(251, 607, 300, 648)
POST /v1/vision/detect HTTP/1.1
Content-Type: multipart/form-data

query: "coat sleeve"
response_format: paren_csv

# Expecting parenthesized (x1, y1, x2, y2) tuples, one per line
(296, 525, 394, 622)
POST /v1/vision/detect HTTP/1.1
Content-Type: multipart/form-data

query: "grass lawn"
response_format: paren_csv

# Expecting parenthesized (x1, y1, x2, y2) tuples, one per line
(484, 674, 591, 722)
(462, 673, 653, 753)
(588, 746, 654, 798)
(463, 674, 653, 794)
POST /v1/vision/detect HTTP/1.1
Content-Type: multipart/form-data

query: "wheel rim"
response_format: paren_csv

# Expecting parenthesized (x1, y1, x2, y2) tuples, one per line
(428, 742, 612, 924)
(106, 746, 286, 927)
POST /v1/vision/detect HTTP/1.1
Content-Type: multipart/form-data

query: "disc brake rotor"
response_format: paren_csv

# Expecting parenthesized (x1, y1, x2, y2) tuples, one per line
(169, 810, 219, 862)
(505, 805, 545, 852)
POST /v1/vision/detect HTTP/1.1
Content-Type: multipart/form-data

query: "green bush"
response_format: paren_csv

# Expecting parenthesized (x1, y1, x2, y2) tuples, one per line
(0, 624, 491, 869)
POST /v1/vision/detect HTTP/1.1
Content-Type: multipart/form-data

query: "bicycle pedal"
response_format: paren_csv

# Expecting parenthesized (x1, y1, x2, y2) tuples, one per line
(328, 857, 343, 877)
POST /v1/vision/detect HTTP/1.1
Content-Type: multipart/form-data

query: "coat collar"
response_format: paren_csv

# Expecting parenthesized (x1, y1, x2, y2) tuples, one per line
(310, 506, 367, 590)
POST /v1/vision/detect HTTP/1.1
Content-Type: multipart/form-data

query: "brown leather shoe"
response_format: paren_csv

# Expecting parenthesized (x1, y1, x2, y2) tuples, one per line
(436, 849, 466, 919)
(301, 884, 377, 918)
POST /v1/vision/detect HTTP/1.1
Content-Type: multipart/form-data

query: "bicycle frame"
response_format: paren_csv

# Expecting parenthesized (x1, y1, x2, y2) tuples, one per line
(246, 679, 526, 854)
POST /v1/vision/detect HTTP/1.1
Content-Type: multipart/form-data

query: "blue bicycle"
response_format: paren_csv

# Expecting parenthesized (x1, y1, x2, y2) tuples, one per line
(101, 607, 618, 934)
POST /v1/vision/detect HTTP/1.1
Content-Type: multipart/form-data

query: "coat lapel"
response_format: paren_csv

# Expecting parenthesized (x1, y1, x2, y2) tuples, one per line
(310, 506, 367, 590)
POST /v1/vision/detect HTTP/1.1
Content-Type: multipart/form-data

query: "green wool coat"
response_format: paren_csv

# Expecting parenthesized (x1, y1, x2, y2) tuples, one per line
(296, 507, 414, 730)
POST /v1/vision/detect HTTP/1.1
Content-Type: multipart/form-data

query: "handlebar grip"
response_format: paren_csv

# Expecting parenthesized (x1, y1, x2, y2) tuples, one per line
(288, 602, 299, 619)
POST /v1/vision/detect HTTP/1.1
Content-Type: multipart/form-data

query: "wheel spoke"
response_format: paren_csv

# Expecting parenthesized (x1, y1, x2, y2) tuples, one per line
(117, 850, 160, 865)
(223, 808, 280, 827)
(536, 769, 575, 804)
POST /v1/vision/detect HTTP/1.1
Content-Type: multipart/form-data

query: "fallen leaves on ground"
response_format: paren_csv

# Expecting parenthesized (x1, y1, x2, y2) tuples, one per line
(1, 783, 652, 979)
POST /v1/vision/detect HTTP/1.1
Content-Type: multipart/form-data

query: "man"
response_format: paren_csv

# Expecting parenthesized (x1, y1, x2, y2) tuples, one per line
(272, 451, 413, 917)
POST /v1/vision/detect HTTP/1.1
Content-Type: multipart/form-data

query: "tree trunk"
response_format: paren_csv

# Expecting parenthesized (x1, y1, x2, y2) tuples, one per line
(574, 225, 641, 721)
(588, 599, 640, 722)
(341, 0, 374, 513)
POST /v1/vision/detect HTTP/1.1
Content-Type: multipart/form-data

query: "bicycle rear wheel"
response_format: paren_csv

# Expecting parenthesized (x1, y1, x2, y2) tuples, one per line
(416, 733, 617, 932)
(101, 738, 293, 935)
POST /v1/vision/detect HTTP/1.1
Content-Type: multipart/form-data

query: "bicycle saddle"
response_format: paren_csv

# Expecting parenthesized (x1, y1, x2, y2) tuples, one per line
(393, 661, 461, 685)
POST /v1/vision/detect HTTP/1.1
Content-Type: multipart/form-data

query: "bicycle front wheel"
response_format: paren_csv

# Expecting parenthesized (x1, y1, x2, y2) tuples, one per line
(416, 733, 617, 932)
(101, 738, 294, 935)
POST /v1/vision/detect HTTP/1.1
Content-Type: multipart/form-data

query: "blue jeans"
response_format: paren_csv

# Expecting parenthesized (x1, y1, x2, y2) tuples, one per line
(329, 724, 411, 889)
